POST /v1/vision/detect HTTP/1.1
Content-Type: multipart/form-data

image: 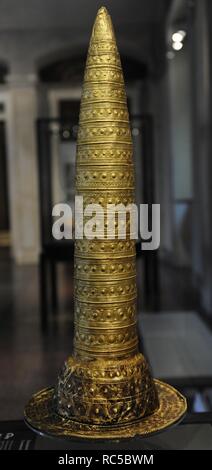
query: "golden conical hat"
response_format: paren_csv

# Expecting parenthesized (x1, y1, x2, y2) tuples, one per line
(24, 7, 186, 440)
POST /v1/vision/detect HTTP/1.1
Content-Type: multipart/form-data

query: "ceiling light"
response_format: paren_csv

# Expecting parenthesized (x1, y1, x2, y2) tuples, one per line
(172, 30, 186, 43)
(172, 41, 183, 51)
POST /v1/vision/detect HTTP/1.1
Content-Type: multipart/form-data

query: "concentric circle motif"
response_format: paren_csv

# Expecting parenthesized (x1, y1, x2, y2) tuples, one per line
(24, 380, 187, 440)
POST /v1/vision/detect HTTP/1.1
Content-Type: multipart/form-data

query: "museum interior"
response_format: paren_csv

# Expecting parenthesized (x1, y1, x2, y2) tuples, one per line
(0, 0, 212, 449)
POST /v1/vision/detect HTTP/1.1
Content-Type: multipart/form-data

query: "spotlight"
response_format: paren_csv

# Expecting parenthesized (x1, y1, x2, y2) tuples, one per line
(172, 41, 183, 51)
(172, 30, 186, 43)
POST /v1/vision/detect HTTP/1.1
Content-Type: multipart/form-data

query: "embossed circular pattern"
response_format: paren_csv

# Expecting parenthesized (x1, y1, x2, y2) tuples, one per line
(82, 85, 127, 103)
(75, 166, 134, 190)
(76, 146, 133, 165)
(84, 68, 124, 84)
(77, 123, 132, 144)
(75, 278, 137, 303)
(55, 354, 157, 425)
(79, 105, 129, 123)
(88, 39, 118, 55)
(74, 324, 138, 355)
(76, 191, 135, 208)
(24, 380, 187, 440)
(74, 300, 136, 325)
(74, 257, 136, 280)
(75, 239, 136, 258)
(62, 354, 146, 380)
(86, 53, 121, 68)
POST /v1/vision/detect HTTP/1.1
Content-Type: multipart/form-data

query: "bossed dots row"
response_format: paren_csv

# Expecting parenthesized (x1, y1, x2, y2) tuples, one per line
(74, 302, 136, 323)
(75, 329, 136, 346)
(76, 286, 132, 295)
(76, 191, 135, 202)
(77, 171, 132, 179)
(86, 54, 121, 66)
(80, 197, 134, 208)
(75, 281, 137, 298)
(69, 380, 143, 397)
(78, 126, 131, 138)
(65, 355, 146, 379)
(84, 68, 123, 83)
(74, 240, 135, 253)
(76, 147, 132, 161)
(70, 366, 144, 380)
(74, 260, 135, 275)
(65, 377, 143, 395)
(75, 169, 134, 183)
(79, 107, 128, 121)
(82, 87, 126, 102)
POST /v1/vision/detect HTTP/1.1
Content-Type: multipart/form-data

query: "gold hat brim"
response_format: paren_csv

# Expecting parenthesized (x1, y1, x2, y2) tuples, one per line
(24, 380, 187, 441)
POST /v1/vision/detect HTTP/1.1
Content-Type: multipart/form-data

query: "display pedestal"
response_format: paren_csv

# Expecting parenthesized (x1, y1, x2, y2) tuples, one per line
(0, 416, 212, 450)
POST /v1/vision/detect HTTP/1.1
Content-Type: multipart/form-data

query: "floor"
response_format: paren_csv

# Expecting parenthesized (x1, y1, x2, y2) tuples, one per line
(0, 249, 212, 420)
(35, 423, 212, 450)
(141, 312, 212, 379)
